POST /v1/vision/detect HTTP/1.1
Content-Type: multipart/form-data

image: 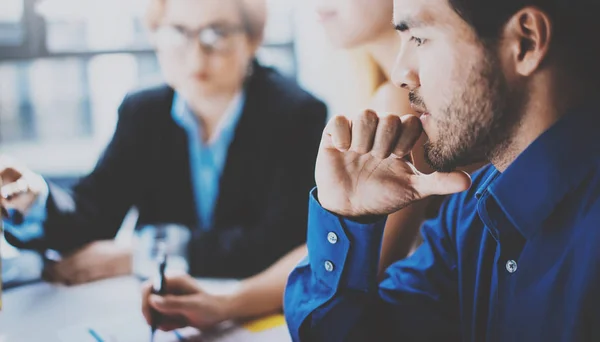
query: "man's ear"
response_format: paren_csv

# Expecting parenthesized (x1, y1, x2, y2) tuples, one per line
(502, 6, 553, 77)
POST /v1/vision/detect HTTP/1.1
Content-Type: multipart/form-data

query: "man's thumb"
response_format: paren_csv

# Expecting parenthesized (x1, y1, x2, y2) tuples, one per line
(414, 171, 472, 197)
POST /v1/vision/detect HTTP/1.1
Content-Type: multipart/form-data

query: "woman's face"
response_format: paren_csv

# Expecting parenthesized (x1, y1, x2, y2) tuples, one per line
(315, 0, 394, 48)
(154, 0, 258, 97)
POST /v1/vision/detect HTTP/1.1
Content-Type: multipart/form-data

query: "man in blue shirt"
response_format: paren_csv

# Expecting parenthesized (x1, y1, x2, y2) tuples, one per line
(284, 0, 600, 341)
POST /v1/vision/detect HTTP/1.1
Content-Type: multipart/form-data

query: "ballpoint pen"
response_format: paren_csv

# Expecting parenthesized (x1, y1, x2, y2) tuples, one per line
(151, 241, 168, 342)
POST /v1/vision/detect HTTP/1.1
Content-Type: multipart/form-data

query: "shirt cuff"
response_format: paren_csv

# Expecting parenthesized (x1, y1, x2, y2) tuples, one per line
(306, 188, 386, 293)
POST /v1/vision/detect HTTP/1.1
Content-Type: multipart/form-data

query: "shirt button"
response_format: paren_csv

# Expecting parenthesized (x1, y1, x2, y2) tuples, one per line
(506, 260, 518, 273)
(327, 232, 338, 244)
(324, 260, 335, 272)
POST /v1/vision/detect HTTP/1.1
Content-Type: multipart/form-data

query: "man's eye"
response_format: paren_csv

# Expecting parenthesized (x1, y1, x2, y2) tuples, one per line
(410, 36, 425, 47)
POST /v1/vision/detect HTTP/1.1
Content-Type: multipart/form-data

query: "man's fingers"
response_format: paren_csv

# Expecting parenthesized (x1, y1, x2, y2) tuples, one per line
(0, 168, 23, 186)
(0, 177, 28, 200)
(143, 276, 199, 325)
(141, 282, 154, 324)
(350, 110, 378, 154)
(158, 318, 188, 332)
(393, 115, 423, 158)
(412, 171, 472, 198)
(150, 294, 195, 315)
(371, 115, 402, 159)
(324, 115, 352, 151)
(163, 274, 201, 295)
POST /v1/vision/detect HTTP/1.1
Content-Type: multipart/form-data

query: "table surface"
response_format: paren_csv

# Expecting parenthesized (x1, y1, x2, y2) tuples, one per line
(0, 276, 291, 342)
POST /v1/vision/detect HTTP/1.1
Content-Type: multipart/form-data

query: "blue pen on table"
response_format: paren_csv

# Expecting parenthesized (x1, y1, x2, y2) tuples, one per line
(88, 328, 105, 342)
(151, 241, 168, 342)
(174, 329, 185, 341)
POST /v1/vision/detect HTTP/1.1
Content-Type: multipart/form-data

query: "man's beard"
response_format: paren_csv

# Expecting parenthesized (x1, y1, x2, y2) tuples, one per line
(416, 50, 525, 173)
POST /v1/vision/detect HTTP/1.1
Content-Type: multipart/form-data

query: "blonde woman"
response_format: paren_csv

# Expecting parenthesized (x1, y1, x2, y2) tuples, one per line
(139, 0, 460, 332)
(0, 0, 326, 284)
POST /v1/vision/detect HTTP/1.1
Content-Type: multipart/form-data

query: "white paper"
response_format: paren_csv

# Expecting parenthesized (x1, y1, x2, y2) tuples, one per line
(57, 314, 201, 342)
(57, 316, 290, 342)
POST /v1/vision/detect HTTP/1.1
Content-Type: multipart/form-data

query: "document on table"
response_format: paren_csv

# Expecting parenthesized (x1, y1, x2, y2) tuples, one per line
(57, 312, 197, 342)
(1, 275, 289, 342)
(57, 314, 290, 342)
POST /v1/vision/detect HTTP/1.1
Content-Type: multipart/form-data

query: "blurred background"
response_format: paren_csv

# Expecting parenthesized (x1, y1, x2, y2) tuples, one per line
(0, 0, 357, 179)
(0, 0, 369, 283)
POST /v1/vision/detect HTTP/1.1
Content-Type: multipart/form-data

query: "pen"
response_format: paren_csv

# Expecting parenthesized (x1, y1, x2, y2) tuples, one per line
(88, 328, 105, 342)
(151, 241, 168, 342)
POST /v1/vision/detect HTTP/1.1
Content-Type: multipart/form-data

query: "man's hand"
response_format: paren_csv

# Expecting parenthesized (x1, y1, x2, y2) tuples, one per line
(43, 240, 132, 285)
(0, 155, 45, 215)
(141, 274, 232, 332)
(316, 111, 472, 218)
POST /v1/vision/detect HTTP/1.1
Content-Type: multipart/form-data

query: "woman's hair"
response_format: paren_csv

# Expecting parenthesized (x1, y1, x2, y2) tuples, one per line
(144, 0, 267, 42)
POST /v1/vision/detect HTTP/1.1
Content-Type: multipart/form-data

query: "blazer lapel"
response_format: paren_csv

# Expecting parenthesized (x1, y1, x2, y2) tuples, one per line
(213, 65, 277, 229)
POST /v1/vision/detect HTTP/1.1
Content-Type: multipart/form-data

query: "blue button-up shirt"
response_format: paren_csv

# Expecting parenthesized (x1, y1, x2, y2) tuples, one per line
(171, 92, 245, 230)
(284, 103, 600, 342)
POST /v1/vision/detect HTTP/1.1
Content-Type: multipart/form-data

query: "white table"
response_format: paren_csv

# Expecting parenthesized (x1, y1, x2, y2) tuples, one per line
(0, 276, 291, 342)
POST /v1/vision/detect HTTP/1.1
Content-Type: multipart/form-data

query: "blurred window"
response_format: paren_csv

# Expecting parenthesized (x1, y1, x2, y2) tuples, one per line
(0, 0, 296, 176)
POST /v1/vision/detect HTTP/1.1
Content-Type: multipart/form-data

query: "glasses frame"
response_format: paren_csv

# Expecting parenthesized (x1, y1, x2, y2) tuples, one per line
(152, 23, 247, 55)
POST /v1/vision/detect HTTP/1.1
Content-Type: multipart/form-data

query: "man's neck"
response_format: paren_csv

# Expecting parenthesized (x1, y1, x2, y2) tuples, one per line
(491, 73, 593, 172)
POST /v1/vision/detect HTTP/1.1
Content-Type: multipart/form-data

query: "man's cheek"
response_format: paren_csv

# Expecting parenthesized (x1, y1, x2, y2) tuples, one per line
(418, 80, 439, 114)
(419, 63, 445, 98)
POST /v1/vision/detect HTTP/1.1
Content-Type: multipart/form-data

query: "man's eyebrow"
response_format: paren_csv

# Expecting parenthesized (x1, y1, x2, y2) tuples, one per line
(393, 17, 426, 32)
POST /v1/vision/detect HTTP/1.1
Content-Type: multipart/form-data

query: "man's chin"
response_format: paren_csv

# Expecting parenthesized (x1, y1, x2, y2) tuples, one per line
(425, 150, 487, 173)
(423, 143, 461, 173)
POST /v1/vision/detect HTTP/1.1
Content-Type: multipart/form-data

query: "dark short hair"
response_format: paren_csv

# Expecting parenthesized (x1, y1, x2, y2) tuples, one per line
(449, 0, 600, 80)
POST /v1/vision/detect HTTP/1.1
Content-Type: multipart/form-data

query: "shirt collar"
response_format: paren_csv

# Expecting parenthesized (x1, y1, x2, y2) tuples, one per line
(484, 101, 600, 239)
(171, 91, 246, 146)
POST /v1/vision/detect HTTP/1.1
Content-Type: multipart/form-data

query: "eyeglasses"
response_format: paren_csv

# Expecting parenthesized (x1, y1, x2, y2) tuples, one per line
(153, 24, 246, 54)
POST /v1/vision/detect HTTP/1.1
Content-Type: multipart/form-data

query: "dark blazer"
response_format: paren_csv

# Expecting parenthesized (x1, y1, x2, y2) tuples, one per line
(8, 62, 327, 278)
